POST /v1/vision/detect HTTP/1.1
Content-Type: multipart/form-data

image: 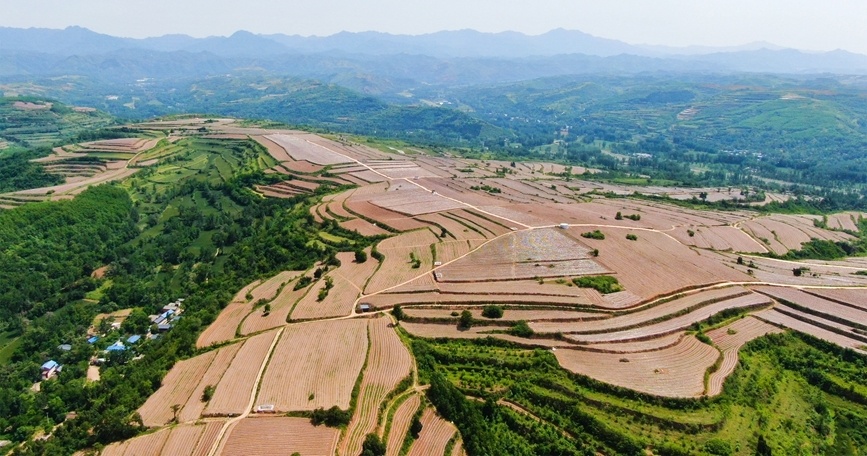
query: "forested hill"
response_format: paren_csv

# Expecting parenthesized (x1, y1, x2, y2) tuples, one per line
(0, 186, 137, 326)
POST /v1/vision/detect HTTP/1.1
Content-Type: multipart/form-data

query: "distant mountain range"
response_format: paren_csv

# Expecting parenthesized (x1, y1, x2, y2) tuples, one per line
(2, 26, 867, 87)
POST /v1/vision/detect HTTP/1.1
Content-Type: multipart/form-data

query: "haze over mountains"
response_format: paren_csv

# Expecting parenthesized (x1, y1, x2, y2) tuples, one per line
(2, 26, 867, 85)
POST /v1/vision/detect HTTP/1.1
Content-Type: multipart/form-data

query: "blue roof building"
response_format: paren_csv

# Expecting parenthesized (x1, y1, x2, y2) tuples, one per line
(41, 360, 58, 371)
(127, 335, 142, 344)
(106, 341, 126, 352)
(87, 336, 99, 344)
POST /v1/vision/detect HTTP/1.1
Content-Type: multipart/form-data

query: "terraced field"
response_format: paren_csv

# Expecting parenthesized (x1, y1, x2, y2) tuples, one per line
(94, 119, 867, 456)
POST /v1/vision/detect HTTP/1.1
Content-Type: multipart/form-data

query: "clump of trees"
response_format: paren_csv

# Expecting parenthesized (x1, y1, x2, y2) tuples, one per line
(573, 275, 622, 294)
(581, 230, 605, 240)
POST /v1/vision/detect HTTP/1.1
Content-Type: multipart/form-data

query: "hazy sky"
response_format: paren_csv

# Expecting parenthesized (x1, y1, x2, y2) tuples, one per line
(3, 0, 867, 53)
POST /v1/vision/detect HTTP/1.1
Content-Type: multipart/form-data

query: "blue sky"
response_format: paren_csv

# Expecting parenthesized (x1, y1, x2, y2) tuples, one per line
(4, 0, 866, 53)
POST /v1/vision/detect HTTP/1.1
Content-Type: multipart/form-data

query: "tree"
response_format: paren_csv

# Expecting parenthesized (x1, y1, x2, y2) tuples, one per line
(263, 303, 271, 315)
(361, 433, 386, 456)
(615, 211, 623, 220)
(458, 310, 474, 329)
(737, 256, 744, 265)
(392, 305, 405, 321)
(410, 414, 423, 438)
(122, 308, 151, 334)
(481, 305, 503, 319)
(354, 250, 368, 263)
(170, 404, 181, 423)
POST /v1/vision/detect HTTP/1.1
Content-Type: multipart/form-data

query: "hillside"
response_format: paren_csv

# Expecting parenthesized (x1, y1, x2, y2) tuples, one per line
(1, 117, 866, 456)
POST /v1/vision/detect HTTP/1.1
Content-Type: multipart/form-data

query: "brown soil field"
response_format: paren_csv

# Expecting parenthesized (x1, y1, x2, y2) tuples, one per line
(446, 209, 513, 236)
(400, 321, 499, 339)
(340, 217, 391, 236)
(239, 275, 311, 335)
(193, 421, 225, 456)
(563, 293, 771, 343)
(578, 332, 686, 354)
(281, 160, 324, 173)
(741, 215, 854, 255)
(292, 251, 379, 319)
(415, 213, 489, 241)
(385, 394, 422, 456)
(403, 307, 606, 322)
(252, 135, 293, 162)
(436, 279, 602, 299)
(91, 308, 132, 329)
(220, 417, 339, 456)
(346, 200, 429, 231)
(178, 343, 242, 423)
(138, 350, 217, 427)
(204, 330, 279, 417)
(351, 170, 390, 182)
(555, 335, 718, 397)
(369, 188, 466, 216)
(753, 286, 867, 327)
(291, 274, 361, 319)
(433, 240, 474, 264)
(365, 229, 440, 294)
(265, 134, 352, 165)
(365, 290, 592, 309)
(248, 270, 299, 303)
(439, 228, 609, 282)
(827, 212, 863, 231)
(531, 287, 749, 334)
(724, 253, 867, 287)
(753, 308, 866, 354)
(121, 427, 170, 455)
(197, 300, 251, 348)
(669, 226, 768, 253)
(256, 319, 368, 412)
(705, 317, 783, 395)
(160, 422, 213, 456)
(90, 266, 108, 279)
(407, 408, 458, 456)
(341, 317, 413, 456)
(563, 228, 752, 301)
(805, 289, 867, 310)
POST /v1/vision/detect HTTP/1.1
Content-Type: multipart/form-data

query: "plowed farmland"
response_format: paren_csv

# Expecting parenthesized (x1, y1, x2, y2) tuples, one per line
(340, 316, 413, 456)
(385, 394, 422, 456)
(256, 319, 368, 411)
(204, 330, 279, 416)
(705, 317, 782, 395)
(554, 335, 719, 397)
(407, 408, 458, 456)
(220, 417, 339, 456)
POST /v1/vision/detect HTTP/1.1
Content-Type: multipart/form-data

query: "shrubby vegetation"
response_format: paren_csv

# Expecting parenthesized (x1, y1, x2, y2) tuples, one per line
(411, 331, 867, 456)
(572, 275, 622, 294)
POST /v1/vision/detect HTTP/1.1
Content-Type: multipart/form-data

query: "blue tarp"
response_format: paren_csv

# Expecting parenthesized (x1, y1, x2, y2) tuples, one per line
(106, 341, 126, 351)
(87, 336, 99, 344)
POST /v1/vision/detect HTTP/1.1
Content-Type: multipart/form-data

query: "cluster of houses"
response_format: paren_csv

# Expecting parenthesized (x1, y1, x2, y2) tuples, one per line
(40, 300, 185, 378)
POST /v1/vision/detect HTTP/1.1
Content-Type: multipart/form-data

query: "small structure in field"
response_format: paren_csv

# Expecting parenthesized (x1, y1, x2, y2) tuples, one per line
(255, 404, 276, 413)
(559, 223, 569, 229)
(359, 304, 372, 313)
(41, 360, 60, 379)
